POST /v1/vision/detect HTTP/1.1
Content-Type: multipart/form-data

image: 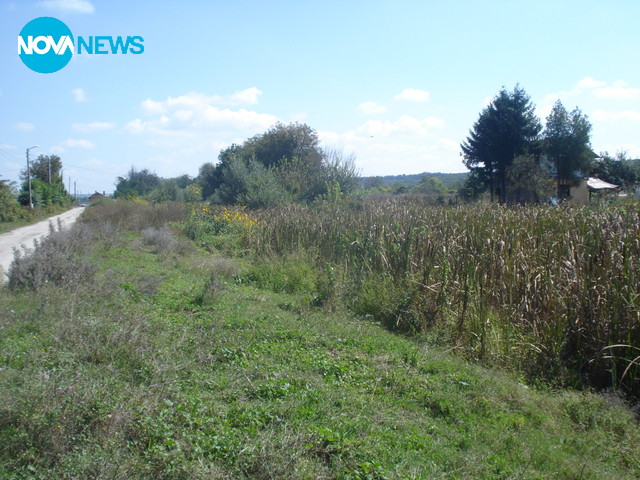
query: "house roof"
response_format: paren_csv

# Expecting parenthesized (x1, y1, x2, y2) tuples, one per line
(587, 177, 618, 190)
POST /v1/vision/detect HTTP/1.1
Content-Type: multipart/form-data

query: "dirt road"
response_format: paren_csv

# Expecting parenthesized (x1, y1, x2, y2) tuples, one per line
(0, 207, 85, 282)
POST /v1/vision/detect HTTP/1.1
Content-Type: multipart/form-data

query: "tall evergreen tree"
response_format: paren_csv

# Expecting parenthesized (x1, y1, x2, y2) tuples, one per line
(543, 100, 593, 197)
(461, 86, 542, 202)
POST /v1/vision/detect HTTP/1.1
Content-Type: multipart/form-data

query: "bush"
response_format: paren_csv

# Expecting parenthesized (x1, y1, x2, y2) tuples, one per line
(8, 221, 95, 291)
(140, 226, 190, 255)
(244, 253, 317, 295)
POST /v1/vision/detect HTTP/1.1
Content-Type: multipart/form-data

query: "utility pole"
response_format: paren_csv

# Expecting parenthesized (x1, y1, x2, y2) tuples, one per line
(26, 145, 38, 209)
(48, 156, 51, 183)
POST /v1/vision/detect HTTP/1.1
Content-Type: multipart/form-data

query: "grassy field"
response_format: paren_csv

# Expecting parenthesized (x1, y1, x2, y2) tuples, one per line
(1, 200, 639, 479)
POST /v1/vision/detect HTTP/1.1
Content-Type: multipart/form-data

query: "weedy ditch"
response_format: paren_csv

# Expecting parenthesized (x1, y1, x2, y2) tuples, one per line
(1, 199, 639, 479)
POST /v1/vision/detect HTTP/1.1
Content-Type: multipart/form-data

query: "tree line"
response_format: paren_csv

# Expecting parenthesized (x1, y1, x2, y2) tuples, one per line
(460, 85, 639, 203)
(111, 99, 639, 206)
(0, 154, 73, 222)
(114, 122, 360, 207)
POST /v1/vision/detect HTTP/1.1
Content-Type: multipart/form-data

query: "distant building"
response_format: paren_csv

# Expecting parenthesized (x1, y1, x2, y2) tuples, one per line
(89, 191, 106, 203)
(562, 177, 619, 204)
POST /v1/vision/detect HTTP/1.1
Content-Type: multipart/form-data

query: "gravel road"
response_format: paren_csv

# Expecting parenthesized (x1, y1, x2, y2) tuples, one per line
(0, 207, 85, 282)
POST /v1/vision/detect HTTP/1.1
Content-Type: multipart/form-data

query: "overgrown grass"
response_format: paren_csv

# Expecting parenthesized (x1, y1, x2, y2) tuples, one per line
(0, 204, 74, 234)
(240, 199, 640, 398)
(1, 200, 639, 479)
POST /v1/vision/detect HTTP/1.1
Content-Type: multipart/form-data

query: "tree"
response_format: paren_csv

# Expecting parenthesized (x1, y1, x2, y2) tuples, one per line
(0, 177, 24, 222)
(318, 147, 360, 198)
(200, 123, 359, 205)
(363, 176, 385, 190)
(591, 151, 639, 192)
(505, 155, 553, 204)
(21, 154, 63, 184)
(543, 100, 593, 197)
(244, 122, 323, 170)
(114, 167, 161, 199)
(413, 176, 446, 195)
(18, 154, 70, 207)
(210, 156, 291, 208)
(461, 86, 542, 203)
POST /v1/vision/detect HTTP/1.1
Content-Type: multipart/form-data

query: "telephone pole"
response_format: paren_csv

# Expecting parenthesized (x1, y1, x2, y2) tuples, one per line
(26, 145, 38, 209)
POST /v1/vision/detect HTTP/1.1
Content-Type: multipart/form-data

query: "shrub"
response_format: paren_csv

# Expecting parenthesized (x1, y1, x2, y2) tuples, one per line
(8, 221, 95, 291)
(244, 253, 317, 295)
(140, 226, 190, 255)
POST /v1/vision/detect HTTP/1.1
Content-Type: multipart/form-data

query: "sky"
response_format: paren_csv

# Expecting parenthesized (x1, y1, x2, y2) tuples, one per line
(1, 0, 639, 195)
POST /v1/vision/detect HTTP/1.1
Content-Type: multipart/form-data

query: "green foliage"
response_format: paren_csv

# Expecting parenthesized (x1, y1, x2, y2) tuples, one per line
(413, 175, 446, 195)
(19, 178, 71, 207)
(592, 151, 639, 191)
(243, 253, 318, 294)
(0, 178, 25, 222)
(461, 85, 542, 203)
(544, 100, 594, 194)
(114, 167, 161, 199)
(241, 121, 323, 169)
(209, 157, 292, 208)
(199, 123, 359, 206)
(146, 175, 200, 203)
(505, 155, 554, 204)
(21, 154, 63, 184)
(17, 154, 71, 208)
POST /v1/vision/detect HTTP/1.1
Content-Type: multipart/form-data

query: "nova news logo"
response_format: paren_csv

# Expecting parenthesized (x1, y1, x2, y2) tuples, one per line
(18, 17, 144, 74)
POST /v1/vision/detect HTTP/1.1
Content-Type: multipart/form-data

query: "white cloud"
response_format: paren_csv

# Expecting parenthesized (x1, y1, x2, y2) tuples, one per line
(39, 0, 94, 14)
(131, 92, 278, 142)
(356, 115, 445, 138)
(12, 122, 35, 131)
(358, 102, 387, 115)
(50, 138, 94, 154)
(230, 87, 262, 105)
(317, 115, 460, 176)
(593, 85, 640, 100)
(140, 89, 263, 114)
(289, 112, 308, 122)
(72, 88, 87, 102)
(63, 138, 95, 148)
(592, 110, 640, 122)
(571, 78, 640, 100)
(72, 121, 116, 132)
(576, 77, 606, 90)
(394, 88, 431, 102)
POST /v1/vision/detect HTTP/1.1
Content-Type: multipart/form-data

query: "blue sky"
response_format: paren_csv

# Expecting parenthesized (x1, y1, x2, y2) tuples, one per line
(1, 0, 639, 194)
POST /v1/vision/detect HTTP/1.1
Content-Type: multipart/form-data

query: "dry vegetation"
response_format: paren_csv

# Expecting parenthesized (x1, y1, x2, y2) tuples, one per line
(244, 199, 640, 397)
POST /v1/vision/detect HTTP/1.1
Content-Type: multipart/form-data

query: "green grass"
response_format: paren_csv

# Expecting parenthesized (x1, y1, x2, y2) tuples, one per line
(0, 204, 73, 234)
(1, 206, 639, 479)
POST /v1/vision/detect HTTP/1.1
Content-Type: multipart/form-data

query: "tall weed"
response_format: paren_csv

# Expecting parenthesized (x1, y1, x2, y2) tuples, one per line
(8, 220, 95, 291)
(242, 200, 640, 397)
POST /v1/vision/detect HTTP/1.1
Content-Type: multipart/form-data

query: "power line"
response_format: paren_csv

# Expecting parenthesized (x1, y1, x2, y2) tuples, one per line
(61, 162, 120, 176)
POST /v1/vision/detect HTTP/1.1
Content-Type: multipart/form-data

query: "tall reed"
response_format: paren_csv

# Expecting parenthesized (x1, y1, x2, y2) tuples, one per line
(243, 199, 640, 396)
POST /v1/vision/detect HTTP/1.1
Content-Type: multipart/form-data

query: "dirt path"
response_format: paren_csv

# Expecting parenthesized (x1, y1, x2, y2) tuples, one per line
(0, 207, 85, 282)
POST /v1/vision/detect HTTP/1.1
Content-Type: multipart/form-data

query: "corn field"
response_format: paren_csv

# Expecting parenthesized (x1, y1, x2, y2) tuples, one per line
(244, 199, 640, 397)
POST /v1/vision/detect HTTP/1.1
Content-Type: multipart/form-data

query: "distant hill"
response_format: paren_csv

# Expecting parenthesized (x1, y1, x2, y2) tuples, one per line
(360, 172, 468, 188)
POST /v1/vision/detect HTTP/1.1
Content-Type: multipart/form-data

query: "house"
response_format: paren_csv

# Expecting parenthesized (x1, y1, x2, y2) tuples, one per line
(564, 177, 619, 204)
(89, 191, 106, 203)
